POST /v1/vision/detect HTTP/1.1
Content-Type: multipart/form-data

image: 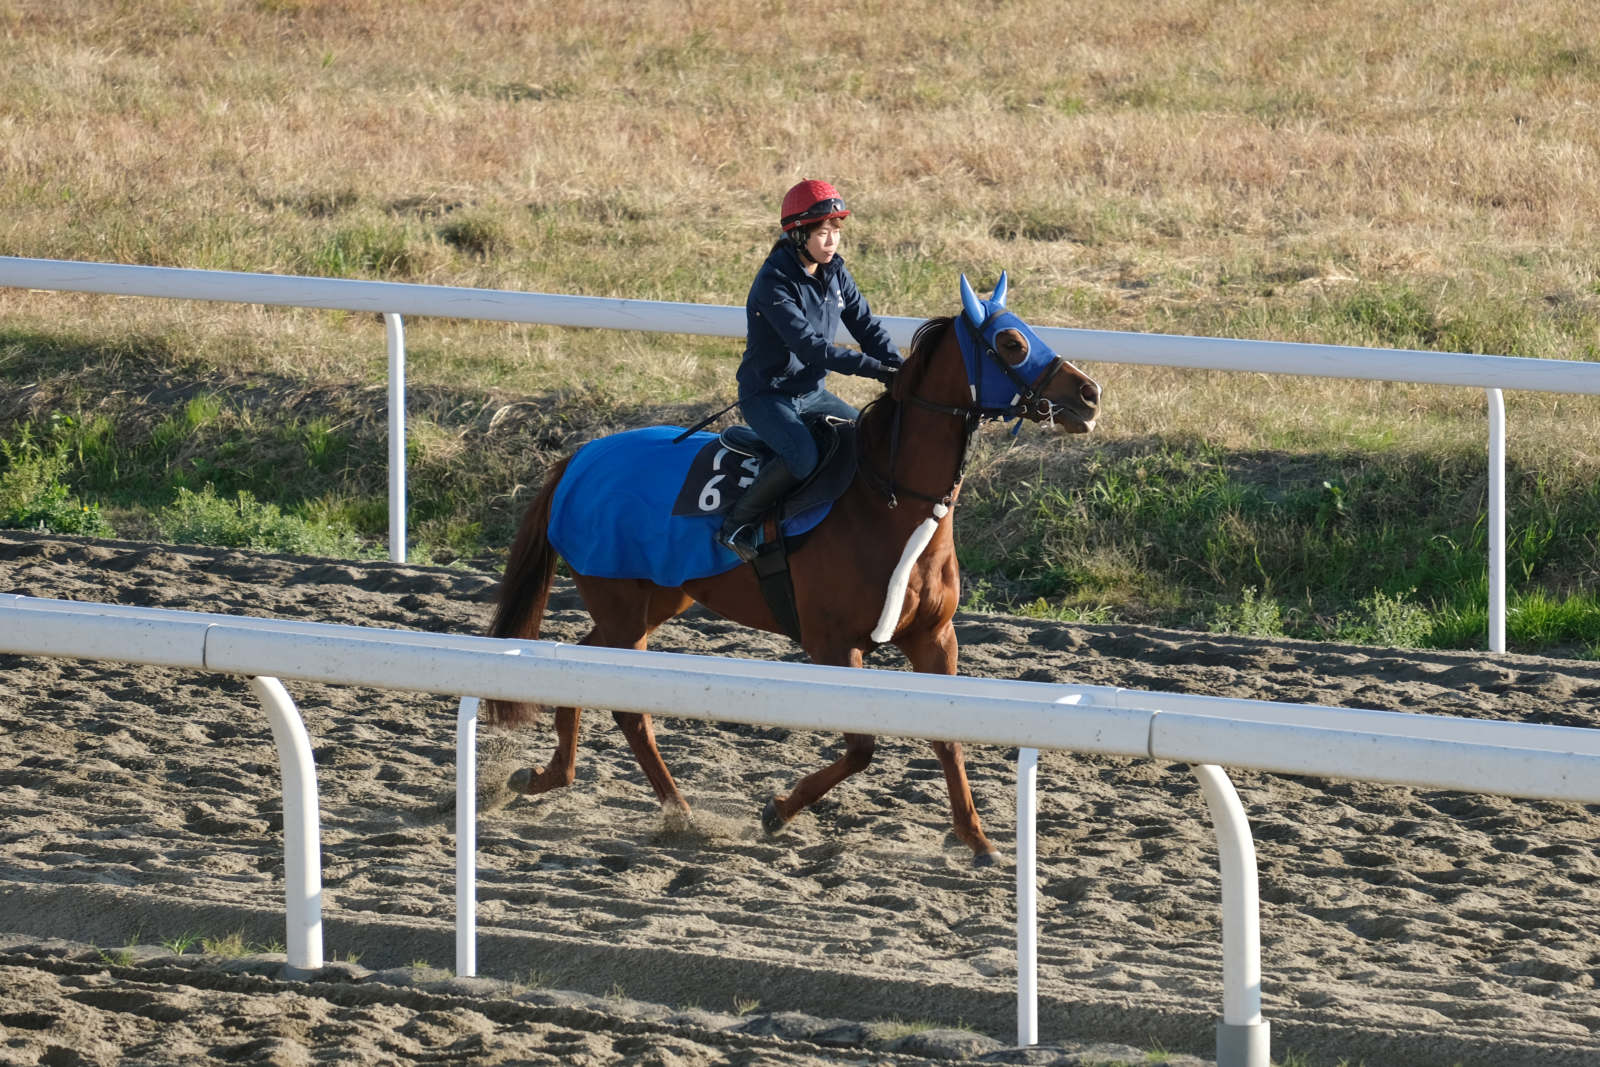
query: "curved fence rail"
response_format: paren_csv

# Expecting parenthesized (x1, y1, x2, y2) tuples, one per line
(4, 593, 1600, 1066)
(8, 255, 1600, 650)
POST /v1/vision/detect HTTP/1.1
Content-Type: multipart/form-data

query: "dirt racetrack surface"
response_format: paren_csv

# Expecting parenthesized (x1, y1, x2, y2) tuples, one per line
(2, 530, 1599, 1066)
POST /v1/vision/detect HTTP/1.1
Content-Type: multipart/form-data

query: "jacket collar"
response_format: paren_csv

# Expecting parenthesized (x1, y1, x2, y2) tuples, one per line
(775, 242, 841, 287)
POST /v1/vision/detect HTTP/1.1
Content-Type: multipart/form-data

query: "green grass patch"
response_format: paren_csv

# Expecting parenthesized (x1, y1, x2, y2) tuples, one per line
(157, 484, 367, 557)
(0, 422, 116, 537)
(161, 931, 202, 955)
(959, 433, 1600, 653)
(200, 930, 284, 958)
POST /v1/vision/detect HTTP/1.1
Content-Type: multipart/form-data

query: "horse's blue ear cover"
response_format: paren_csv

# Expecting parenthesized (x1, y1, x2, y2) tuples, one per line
(960, 270, 1009, 328)
(959, 273, 986, 328)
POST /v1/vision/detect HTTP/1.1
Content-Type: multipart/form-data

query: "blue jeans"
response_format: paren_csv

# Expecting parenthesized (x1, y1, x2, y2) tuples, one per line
(737, 385, 859, 480)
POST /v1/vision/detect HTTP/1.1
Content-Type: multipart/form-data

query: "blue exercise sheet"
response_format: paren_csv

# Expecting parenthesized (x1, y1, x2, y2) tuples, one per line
(548, 426, 827, 587)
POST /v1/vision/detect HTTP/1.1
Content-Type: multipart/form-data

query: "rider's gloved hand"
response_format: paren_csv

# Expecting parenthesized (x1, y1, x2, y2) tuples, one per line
(868, 356, 901, 383)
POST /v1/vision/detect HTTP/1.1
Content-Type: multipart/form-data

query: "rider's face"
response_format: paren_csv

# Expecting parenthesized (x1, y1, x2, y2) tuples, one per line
(804, 219, 843, 265)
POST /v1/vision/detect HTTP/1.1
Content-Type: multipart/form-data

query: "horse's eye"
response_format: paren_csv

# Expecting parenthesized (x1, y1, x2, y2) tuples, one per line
(996, 330, 1029, 367)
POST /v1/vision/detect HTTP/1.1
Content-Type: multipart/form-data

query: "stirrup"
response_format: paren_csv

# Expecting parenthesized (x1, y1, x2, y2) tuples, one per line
(716, 522, 760, 563)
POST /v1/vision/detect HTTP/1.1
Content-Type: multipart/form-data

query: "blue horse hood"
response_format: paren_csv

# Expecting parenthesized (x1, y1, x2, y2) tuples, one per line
(956, 271, 1061, 412)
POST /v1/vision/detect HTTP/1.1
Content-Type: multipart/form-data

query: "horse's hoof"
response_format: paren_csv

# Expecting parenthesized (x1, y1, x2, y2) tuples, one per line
(506, 768, 533, 794)
(973, 850, 1000, 868)
(761, 797, 788, 836)
(661, 801, 693, 834)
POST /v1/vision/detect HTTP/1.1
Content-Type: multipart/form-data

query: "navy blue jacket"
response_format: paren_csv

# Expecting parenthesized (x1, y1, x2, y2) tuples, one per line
(736, 242, 901, 397)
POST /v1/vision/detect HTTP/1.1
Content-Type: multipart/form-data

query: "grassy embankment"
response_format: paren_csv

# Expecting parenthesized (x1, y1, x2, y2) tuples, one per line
(3, 1, 1599, 653)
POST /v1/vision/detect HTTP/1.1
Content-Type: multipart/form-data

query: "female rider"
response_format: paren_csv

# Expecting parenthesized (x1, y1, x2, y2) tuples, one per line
(716, 179, 903, 560)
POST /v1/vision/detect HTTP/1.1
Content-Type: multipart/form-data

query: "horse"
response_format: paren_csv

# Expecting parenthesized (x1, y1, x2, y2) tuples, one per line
(484, 273, 1100, 865)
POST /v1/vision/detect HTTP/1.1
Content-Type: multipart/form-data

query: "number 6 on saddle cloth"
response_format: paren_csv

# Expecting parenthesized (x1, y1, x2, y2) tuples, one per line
(546, 415, 857, 636)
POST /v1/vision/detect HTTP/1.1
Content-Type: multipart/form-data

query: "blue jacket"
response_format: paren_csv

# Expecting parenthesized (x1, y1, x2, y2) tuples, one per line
(736, 242, 901, 397)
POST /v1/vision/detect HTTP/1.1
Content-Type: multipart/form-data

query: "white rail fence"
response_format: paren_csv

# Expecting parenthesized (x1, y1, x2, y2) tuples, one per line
(8, 256, 1600, 651)
(5, 595, 1600, 1067)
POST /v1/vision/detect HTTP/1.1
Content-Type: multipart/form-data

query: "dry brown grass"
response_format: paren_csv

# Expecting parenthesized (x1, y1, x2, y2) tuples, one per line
(3, 1, 1600, 632)
(5, 0, 1596, 382)
(6, 1, 1595, 289)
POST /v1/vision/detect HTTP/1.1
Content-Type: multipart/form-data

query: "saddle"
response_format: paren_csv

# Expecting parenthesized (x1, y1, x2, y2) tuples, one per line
(670, 415, 858, 521)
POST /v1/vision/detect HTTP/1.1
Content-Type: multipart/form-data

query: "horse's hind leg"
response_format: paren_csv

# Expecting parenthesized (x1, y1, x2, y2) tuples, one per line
(587, 580, 696, 820)
(506, 582, 684, 801)
(508, 707, 580, 796)
(613, 710, 691, 827)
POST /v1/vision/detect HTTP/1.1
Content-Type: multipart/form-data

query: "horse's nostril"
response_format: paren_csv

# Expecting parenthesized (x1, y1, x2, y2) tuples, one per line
(1082, 382, 1101, 407)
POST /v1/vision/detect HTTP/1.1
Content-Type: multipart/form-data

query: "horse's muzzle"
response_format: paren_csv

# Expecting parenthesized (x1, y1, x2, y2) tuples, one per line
(1038, 377, 1099, 433)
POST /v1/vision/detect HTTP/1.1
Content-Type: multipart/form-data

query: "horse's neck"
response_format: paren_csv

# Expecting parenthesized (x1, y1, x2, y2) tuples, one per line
(858, 395, 970, 508)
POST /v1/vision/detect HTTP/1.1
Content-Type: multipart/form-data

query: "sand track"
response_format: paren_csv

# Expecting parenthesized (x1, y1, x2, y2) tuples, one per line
(3, 531, 1599, 1066)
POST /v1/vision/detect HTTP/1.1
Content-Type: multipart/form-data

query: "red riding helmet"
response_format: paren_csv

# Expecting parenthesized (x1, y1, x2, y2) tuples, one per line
(780, 180, 850, 232)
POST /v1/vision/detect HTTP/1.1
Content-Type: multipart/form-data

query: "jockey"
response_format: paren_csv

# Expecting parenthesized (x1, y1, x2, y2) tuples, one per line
(716, 179, 904, 560)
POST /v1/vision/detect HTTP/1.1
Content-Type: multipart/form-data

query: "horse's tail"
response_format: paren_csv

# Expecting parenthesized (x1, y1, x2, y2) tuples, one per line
(483, 455, 571, 728)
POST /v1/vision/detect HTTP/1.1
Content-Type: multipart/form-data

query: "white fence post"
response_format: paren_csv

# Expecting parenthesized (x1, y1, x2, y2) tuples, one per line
(1016, 746, 1039, 1047)
(384, 312, 407, 564)
(456, 695, 478, 978)
(1487, 388, 1506, 653)
(247, 675, 324, 976)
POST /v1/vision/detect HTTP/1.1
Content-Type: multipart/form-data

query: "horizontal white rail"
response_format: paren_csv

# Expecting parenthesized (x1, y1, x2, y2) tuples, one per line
(7, 255, 1597, 651)
(6, 256, 1600, 393)
(7, 594, 1598, 781)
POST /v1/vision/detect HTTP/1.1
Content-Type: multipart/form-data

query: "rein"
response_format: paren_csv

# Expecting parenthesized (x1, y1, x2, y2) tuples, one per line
(858, 397, 977, 510)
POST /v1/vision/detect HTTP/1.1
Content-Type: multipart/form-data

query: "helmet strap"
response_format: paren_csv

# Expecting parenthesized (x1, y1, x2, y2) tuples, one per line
(789, 224, 817, 264)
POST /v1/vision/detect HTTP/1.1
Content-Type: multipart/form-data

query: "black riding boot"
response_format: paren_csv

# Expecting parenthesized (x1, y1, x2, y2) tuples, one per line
(716, 460, 802, 562)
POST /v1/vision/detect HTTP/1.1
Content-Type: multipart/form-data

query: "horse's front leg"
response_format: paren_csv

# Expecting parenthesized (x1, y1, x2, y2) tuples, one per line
(899, 621, 999, 866)
(613, 710, 692, 828)
(761, 646, 879, 835)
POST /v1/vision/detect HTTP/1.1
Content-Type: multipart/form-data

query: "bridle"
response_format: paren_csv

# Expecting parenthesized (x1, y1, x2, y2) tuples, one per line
(861, 314, 1071, 510)
(861, 272, 1093, 512)
(954, 313, 1072, 423)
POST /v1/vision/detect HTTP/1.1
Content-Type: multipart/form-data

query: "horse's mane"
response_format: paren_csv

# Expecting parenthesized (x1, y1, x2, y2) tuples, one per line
(857, 316, 953, 444)
(898, 316, 954, 395)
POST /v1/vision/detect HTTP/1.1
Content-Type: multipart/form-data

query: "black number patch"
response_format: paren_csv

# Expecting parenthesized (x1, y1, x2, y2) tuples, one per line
(672, 441, 761, 516)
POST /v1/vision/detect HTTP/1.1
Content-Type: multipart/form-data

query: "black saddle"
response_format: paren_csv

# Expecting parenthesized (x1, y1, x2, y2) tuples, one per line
(717, 415, 858, 519)
(671, 415, 858, 520)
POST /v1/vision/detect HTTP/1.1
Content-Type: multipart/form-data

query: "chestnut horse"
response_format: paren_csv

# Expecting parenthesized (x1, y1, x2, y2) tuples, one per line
(485, 274, 1100, 865)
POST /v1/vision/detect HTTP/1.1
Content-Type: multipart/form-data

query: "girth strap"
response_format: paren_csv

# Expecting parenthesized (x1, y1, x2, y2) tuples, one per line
(750, 531, 803, 642)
